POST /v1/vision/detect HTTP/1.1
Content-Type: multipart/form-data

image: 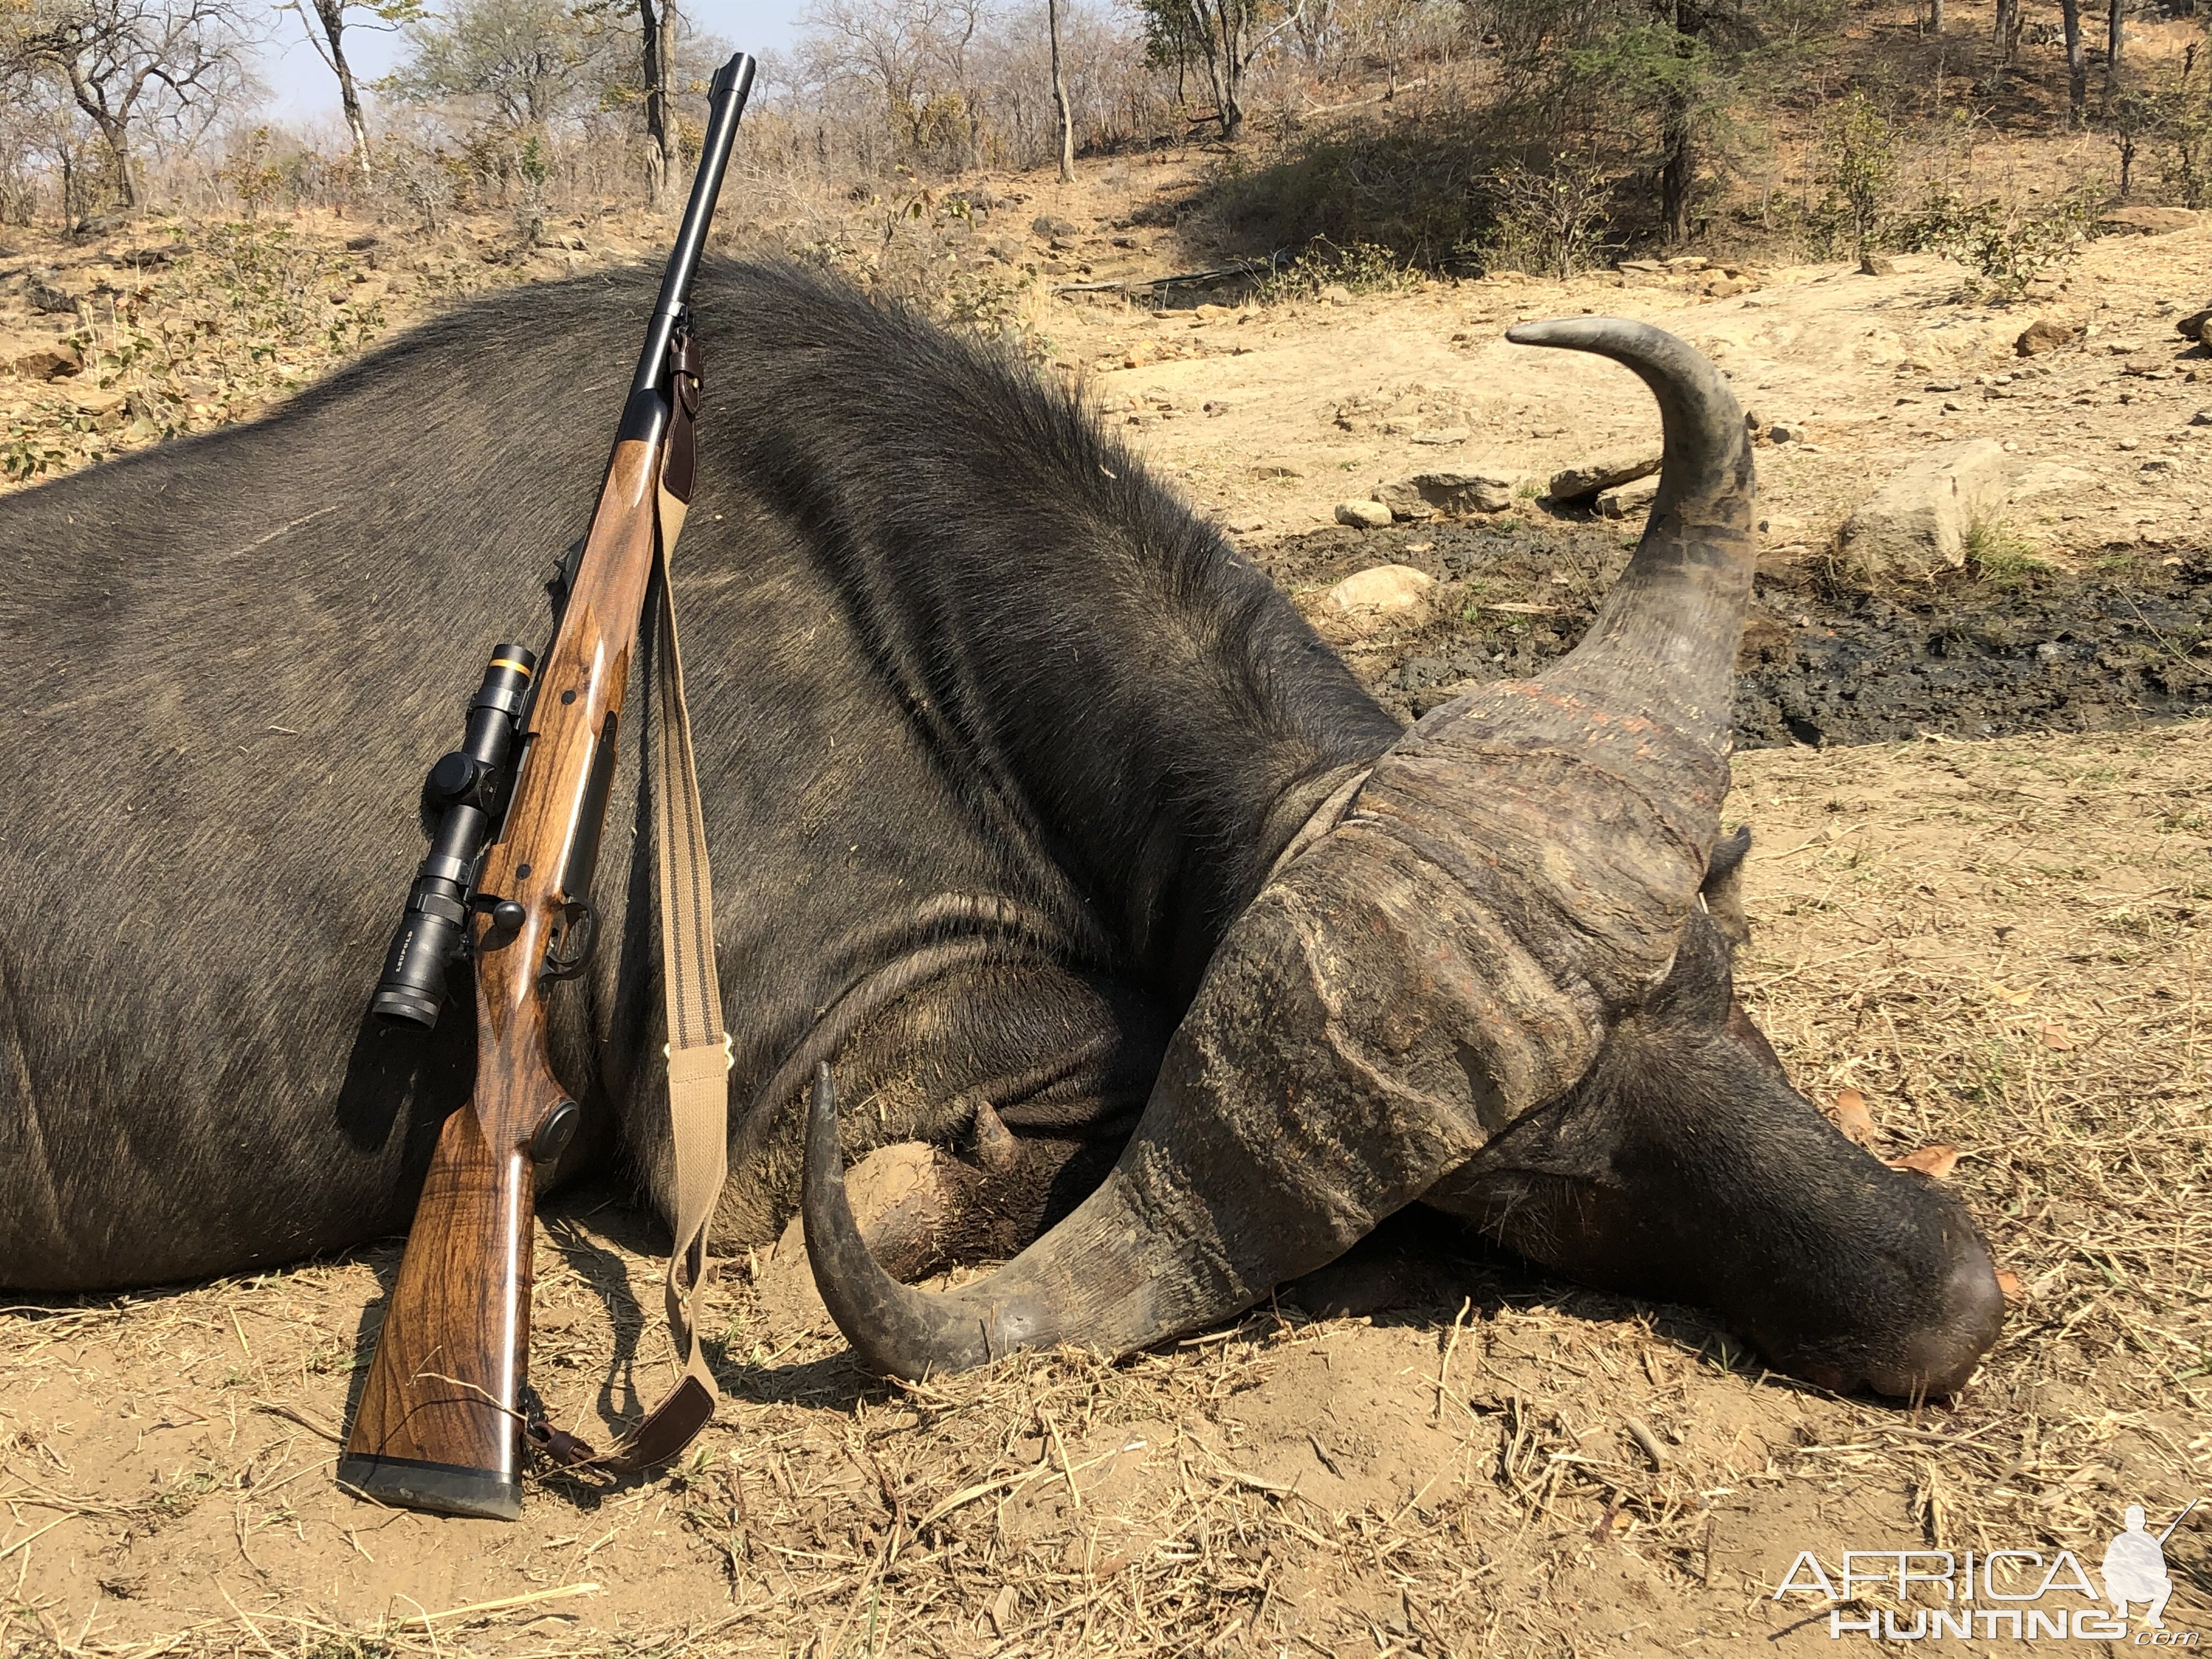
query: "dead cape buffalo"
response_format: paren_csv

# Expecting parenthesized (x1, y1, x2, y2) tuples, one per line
(0, 260, 2002, 1400)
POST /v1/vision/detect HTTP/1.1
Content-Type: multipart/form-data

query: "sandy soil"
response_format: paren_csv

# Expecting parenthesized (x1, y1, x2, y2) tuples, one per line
(4, 729, 2207, 1657)
(1039, 233, 2212, 571)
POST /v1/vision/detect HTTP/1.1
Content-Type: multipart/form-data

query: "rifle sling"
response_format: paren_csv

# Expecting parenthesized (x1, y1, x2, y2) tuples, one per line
(543, 339, 728, 1478)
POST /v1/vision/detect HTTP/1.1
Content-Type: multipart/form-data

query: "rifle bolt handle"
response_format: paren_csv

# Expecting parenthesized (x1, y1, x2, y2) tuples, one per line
(532, 1099, 582, 1165)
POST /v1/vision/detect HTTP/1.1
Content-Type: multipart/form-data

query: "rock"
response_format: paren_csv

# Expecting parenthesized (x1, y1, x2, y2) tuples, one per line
(2123, 356, 2174, 378)
(1834, 439, 2011, 583)
(1375, 470, 1516, 520)
(2101, 206, 2199, 234)
(1597, 475, 1661, 519)
(2192, 409, 2212, 425)
(343, 232, 380, 252)
(1030, 214, 1077, 238)
(66, 382, 126, 417)
(25, 273, 82, 314)
(2011, 461, 2095, 499)
(7, 345, 78, 380)
(1334, 498, 1393, 529)
(2016, 317, 2079, 356)
(1768, 421, 1805, 444)
(1548, 447, 1662, 502)
(1859, 252, 1897, 275)
(1325, 564, 1432, 618)
(2176, 307, 2211, 342)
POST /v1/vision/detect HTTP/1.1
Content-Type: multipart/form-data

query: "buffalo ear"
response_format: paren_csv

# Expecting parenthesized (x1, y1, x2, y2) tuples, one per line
(1644, 911, 1737, 1028)
(1700, 824, 1753, 951)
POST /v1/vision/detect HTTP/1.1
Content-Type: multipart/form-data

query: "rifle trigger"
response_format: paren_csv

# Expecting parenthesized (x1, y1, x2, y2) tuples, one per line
(540, 900, 599, 983)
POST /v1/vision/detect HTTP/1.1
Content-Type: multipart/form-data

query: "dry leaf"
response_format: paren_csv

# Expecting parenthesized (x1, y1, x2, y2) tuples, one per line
(1889, 1144, 1961, 1179)
(1996, 1269, 2024, 1304)
(1831, 1088, 1877, 1145)
(2040, 1022, 2075, 1051)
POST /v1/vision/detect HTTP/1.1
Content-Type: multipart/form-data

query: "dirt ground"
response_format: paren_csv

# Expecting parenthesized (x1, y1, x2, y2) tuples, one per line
(4, 725, 2207, 1657)
(5, 142, 2212, 1658)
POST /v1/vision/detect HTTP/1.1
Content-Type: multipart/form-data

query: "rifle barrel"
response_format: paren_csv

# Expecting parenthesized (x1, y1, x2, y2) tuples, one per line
(625, 52, 757, 423)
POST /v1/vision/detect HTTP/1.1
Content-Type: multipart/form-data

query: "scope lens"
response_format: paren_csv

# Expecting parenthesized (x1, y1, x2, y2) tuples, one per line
(371, 901, 464, 1029)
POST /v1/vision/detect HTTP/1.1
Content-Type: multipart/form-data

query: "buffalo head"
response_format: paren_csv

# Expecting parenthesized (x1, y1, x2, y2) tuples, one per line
(800, 318, 2005, 1400)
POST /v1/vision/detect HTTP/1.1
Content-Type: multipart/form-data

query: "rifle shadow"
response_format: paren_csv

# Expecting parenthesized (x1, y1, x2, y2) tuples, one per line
(523, 1184, 887, 1509)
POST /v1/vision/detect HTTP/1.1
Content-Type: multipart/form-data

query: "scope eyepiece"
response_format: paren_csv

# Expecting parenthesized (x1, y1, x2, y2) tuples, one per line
(371, 645, 538, 1029)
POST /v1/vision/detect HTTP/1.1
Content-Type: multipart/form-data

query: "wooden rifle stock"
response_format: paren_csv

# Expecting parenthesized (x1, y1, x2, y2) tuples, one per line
(339, 444, 662, 1519)
(340, 50, 754, 1521)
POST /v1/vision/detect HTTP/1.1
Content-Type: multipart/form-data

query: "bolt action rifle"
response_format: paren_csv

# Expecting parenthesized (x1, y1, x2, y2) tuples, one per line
(338, 52, 757, 1521)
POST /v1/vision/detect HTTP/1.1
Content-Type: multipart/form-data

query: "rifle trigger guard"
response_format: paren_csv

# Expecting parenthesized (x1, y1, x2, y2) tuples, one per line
(540, 900, 598, 983)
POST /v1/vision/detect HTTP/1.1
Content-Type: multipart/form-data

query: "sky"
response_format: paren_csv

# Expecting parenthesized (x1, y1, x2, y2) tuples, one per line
(261, 0, 805, 126)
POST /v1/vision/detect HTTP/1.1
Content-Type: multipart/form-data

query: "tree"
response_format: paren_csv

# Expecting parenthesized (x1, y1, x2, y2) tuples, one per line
(386, 0, 605, 129)
(0, 72, 97, 225)
(4, 0, 253, 208)
(1821, 87, 1894, 258)
(1133, 0, 1293, 140)
(796, 0, 989, 166)
(1477, 0, 1779, 249)
(573, 0, 682, 202)
(2108, 82, 2150, 193)
(1047, 0, 1073, 180)
(637, 0, 673, 204)
(276, 0, 422, 180)
(2060, 0, 2085, 126)
(2104, 0, 2124, 115)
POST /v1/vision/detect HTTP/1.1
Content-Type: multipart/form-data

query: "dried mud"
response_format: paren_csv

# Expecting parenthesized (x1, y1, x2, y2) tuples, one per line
(1255, 515, 2212, 745)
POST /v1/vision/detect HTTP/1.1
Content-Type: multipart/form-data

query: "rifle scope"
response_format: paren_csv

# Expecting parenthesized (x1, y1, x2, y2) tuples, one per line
(370, 645, 538, 1028)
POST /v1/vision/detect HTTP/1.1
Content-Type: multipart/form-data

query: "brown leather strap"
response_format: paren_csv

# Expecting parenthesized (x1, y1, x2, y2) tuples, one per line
(662, 328, 703, 505)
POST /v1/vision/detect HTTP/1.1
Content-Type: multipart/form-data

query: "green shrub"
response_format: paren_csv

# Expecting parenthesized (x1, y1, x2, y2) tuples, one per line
(1205, 112, 1498, 268)
(1256, 238, 1419, 302)
(1466, 156, 1616, 278)
(1895, 184, 2103, 298)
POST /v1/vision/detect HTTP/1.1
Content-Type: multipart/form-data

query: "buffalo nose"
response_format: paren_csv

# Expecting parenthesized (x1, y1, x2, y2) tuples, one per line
(1863, 1238, 2007, 1399)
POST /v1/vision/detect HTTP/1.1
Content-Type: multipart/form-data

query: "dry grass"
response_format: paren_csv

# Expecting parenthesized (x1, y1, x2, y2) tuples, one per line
(4, 724, 2208, 1658)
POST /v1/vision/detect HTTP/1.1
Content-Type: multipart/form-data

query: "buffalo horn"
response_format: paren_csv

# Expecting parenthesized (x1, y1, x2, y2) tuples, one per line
(803, 319, 1758, 1376)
